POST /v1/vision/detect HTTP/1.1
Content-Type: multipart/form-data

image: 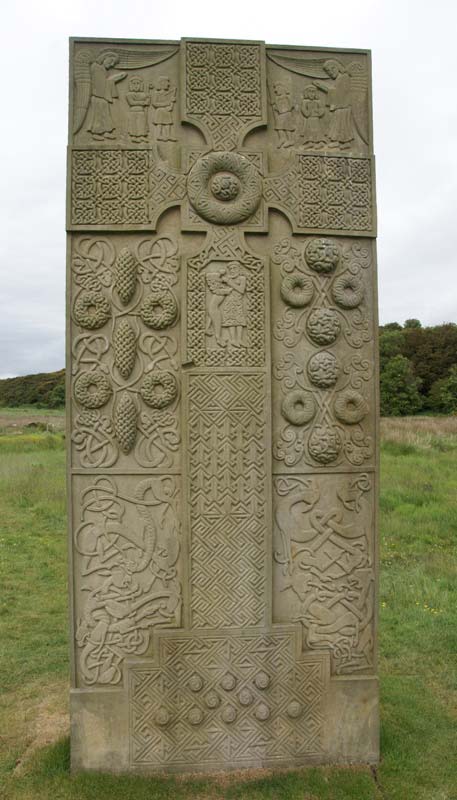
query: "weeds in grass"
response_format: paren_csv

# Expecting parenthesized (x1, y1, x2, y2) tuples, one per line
(381, 414, 457, 451)
(0, 433, 65, 453)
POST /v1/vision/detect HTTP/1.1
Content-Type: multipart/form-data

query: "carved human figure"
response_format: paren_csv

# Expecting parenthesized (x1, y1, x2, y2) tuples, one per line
(220, 262, 248, 348)
(270, 82, 296, 148)
(206, 267, 232, 346)
(126, 77, 150, 143)
(314, 60, 353, 146)
(150, 76, 177, 141)
(205, 263, 248, 349)
(299, 85, 326, 147)
(86, 52, 127, 140)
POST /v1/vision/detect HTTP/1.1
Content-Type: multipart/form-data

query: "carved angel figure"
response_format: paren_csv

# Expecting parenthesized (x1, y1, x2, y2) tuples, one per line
(73, 45, 179, 139)
(85, 52, 126, 140)
(267, 52, 369, 148)
(314, 60, 353, 146)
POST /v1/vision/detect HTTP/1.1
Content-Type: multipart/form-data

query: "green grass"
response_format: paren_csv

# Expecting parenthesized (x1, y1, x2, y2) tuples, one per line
(376, 428, 457, 800)
(0, 421, 456, 799)
(0, 406, 65, 417)
(0, 433, 65, 453)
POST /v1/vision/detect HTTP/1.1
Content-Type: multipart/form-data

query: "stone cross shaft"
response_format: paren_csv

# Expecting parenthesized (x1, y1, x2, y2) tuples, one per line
(67, 37, 379, 774)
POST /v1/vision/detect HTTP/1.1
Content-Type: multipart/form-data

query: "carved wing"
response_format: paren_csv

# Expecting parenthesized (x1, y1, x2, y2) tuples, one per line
(73, 46, 179, 134)
(267, 52, 329, 79)
(347, 61, 369, 145)
(73, 49, 92, 133)
(98, 46, 179, 70)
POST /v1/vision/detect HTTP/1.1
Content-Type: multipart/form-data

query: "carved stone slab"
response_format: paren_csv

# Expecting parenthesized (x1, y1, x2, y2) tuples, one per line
(67, 37, 379, 774)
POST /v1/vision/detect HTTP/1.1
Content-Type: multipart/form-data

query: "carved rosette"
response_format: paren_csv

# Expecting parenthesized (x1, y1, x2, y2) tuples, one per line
(187, 151, 262, 225)
(273, 235, 373, 468)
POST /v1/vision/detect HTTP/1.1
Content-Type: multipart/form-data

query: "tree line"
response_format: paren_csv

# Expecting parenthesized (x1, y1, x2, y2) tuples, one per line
(380, 320, 457, 415)
(0, 369, 65, 409)
(1, 321, 456, 416)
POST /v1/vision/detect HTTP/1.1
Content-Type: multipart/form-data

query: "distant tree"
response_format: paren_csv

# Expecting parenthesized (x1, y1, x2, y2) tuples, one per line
(404, 318, 422, 329)
(429, 365, 457, 414)
(381, 322, 403, 332)
(0, 369, 65, 408)
(402, 323, 457, 398)
(48, 382, 65, 408)
(380, 355, 423, 416)
(379, 329, 404, 371)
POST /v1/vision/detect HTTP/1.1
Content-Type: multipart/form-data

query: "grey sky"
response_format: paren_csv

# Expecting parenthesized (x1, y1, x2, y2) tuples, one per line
(1, 0, 456, 378)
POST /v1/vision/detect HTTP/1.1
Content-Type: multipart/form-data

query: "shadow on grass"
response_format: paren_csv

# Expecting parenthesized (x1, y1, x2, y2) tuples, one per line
(11, 668, 457, 800)
(7, 738, 378, 800)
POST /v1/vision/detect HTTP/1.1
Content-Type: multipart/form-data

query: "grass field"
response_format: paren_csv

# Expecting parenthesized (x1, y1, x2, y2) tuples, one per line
(0, 406, 65, 436)
(0, 414, 456, 799)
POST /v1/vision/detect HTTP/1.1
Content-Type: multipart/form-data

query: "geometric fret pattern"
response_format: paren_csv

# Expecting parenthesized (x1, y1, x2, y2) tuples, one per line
(129, 630, 327, 768)
(188, 374, 267, 627)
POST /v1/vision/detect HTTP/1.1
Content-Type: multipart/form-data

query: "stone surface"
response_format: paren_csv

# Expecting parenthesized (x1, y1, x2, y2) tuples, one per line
(67, 37, 379, 773)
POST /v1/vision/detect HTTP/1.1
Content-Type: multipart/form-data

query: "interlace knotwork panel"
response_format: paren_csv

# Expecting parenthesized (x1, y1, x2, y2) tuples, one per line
(273, 473, 374, 674)
(264, 155, 373, 234)
(184, 41, 265, 150)
(71, 150, 186, 227)
(73, 474, 182, 686)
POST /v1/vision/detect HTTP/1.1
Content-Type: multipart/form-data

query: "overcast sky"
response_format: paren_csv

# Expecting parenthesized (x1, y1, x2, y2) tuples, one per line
(0, 0, 456, 378)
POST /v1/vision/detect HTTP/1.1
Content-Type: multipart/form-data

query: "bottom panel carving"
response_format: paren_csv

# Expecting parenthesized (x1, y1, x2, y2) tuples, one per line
(72, 474, 182, 687)
(273, 473, 375, 675)
(128, 628, 328, 769)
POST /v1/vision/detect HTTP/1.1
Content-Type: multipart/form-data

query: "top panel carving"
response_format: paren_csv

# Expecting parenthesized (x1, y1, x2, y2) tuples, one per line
(71, 41, 180, 147)
(182, 40, 267, 151)
(266, 47, 371, 158)
(68, 41, 374, 237)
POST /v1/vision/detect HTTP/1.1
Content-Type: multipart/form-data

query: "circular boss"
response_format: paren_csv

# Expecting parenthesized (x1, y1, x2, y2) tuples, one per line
(187, 151, 262, 225)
